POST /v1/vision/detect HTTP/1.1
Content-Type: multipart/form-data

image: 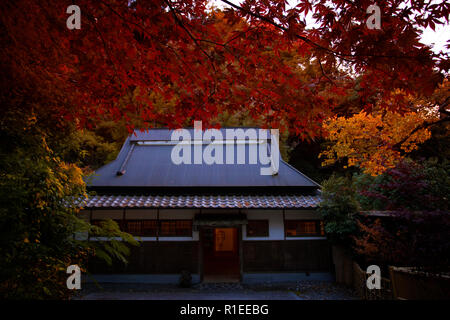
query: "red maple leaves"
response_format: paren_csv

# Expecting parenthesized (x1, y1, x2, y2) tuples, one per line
(1, 0, 448, 137)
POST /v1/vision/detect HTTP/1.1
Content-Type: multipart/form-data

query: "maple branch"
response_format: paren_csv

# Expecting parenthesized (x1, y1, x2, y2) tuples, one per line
(164, 0, 216, 68)
(84, 11, 120, 83)
(220, 0, 346, 59)
(97, 0, 201, 84)
(438, 96, 450, 116)
(318, 58, 335, 84)
(392, 117, 450, 151)
(224, 25, 262, 46)
(96, 0, 178, 60)
(220, 0, 433, 62)
(164, 0, 220, 100)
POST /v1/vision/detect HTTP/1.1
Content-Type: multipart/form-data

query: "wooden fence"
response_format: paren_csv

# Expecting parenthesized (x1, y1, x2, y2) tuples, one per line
(333, 245, 449, 299)
(389, 267, 450, 299)
(352, 262, 393, 300)
(332, 245, 393, 299)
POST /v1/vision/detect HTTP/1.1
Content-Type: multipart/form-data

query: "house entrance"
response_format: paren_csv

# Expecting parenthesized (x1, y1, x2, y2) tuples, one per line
(200, 227, 240, 282)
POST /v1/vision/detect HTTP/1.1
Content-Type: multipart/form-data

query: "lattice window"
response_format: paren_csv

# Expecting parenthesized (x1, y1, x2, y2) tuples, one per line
(246, 220, 269, 237)
(124, 220, 158, 236)
(159, 220, 192, 237)
(284, 220, 325, 237)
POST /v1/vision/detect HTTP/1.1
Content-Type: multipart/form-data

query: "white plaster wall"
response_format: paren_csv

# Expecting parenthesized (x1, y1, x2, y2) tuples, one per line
(125, 209, 157, 219)
(284, 210, 321, 220)
(201, 209, 240, 214)
(91, 209, 123, 220)
(243, 210, 284, 241)
(243, 209, 325, 241)
(159, 209, 197, 219)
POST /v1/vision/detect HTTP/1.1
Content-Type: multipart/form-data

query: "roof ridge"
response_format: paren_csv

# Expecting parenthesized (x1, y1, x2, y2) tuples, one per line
(280, 160, 322, 188)
(133, 126, 264, 131)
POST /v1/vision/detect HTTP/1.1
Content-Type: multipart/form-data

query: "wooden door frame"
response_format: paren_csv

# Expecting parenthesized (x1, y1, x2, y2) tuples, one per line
(198, 225, 243, 282)
(238, 225, 243, 282)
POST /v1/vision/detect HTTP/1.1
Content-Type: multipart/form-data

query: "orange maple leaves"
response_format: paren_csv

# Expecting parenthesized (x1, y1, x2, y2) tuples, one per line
(320, 108, 436, 175)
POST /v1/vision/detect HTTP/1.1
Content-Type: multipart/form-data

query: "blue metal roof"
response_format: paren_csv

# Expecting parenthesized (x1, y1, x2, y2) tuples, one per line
(88, 129, 320, 189)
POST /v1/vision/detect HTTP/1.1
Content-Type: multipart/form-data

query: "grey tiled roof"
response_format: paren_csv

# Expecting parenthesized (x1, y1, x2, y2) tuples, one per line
(82, 194, 321, 209)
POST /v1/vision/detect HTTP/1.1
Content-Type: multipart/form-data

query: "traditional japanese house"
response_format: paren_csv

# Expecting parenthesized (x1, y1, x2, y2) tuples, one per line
(80, 128, 331, 283)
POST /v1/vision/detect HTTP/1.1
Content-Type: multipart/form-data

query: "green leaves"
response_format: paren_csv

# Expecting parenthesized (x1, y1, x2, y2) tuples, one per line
(88, 219, 140, 266)
(318, 174, 358, 245)
(0, 112, 139, 299)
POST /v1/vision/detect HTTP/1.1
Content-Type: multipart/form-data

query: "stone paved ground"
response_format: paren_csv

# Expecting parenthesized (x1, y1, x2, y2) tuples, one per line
(74, 281, 359, 300)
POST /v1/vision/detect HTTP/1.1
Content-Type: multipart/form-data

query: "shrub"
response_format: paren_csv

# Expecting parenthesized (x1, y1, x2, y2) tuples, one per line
(353, 158, 449, 211)
(352, 159, 450, 272)
(318, 174, 358, 245)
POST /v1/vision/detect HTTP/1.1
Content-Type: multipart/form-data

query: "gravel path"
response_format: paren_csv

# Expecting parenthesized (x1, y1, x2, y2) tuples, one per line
(74, 281, 358, 300)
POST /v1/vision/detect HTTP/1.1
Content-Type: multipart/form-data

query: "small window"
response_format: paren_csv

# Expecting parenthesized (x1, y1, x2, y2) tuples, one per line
(159, 220, 192, 237)
(285, 220, 324, 237)
(124, 220, 158, 236)
(246, 220, 269, 237)
(91, 219, 192, 237)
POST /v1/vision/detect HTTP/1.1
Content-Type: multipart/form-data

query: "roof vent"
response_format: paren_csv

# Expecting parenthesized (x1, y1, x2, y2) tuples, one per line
(116, 143, 135, 176)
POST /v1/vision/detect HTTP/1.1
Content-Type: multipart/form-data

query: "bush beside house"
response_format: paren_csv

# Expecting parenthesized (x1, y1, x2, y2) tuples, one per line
(320, 159, 450, 299)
